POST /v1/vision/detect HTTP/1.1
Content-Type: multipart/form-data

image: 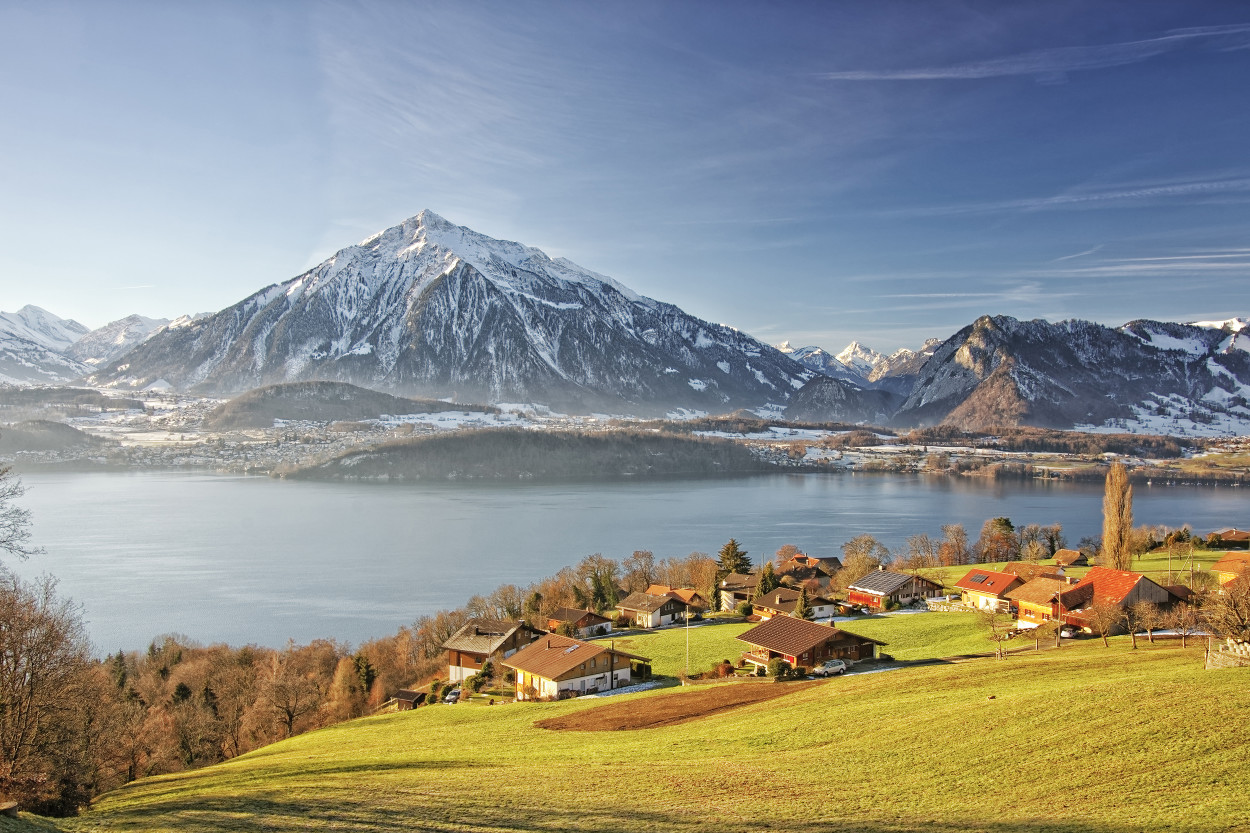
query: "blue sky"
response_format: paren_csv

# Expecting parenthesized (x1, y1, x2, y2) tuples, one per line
(1, 1, 1248, 353)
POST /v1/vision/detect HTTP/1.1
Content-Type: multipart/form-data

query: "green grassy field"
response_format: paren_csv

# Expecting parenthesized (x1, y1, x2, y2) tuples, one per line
(47, 639, 1247, 833)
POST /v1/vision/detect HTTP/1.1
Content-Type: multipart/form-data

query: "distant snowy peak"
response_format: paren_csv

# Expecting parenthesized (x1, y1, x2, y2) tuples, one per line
(835, 341, 883, 377)
(0, 305, 88, 352)
(1190, 317, 1248, 333)
(67, 314, 170, 366)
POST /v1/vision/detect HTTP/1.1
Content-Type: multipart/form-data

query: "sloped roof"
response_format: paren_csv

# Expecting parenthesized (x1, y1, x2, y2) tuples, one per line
(1053, 549, 1087, 565)
(738, 616, 884, 657)
(753, 587, 834, 615)
(548, 607, 611, 626)
(847, 570, 931, 596)
(1059, 566, 1158, 608)
(644, 585, 707, 607)
(442, 619, 533, 655)
(719, 573, 758, 591)
(1212, 528, 1249, 541)
(1005, 576, 1067, 607)
(1002, 563, 1064, 582)
(501, 633, 649, 681)
(953, 569, 1024, 597)
(1213, 552, 1250, 575)
(617, 591, 681, 613)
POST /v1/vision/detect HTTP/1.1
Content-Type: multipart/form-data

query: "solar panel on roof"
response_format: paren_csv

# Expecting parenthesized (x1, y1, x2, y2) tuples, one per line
(970, 574, 988, 584)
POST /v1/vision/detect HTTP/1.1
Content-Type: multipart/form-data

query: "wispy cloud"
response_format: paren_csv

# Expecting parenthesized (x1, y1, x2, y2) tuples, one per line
(820, 23, 1250, 82)
(1052, 245, 1102, 262)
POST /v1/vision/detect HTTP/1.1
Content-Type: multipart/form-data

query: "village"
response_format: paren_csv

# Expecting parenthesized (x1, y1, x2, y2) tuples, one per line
(389, 524, 1250, 711)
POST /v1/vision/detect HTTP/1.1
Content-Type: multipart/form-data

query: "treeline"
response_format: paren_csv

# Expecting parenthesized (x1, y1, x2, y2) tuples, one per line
(898, 425, 1194, 458)
(278, 428, 775, 480)
(639, 412, 886, 437)
(0, 386, 142, 422)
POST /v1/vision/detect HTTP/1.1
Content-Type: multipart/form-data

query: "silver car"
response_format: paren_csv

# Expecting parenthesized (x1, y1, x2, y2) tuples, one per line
(813, 659, 848, 677)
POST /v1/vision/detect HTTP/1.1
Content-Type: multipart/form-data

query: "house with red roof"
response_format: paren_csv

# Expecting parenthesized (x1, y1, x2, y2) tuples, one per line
(1058, 566, 1171, 633)
(953, 569, 1025, 612)
(1212, 552, 1250, 587)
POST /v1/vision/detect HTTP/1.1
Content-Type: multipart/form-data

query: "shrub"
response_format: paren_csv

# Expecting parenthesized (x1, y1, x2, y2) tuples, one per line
(710, 661, 734, 678)
(766, 657, 792, 678)
(790, 666, 807, 678)
(736, 601, 754, 617)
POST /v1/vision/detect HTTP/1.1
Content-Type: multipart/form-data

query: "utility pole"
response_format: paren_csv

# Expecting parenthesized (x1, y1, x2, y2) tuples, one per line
(685, 604, 690, 681)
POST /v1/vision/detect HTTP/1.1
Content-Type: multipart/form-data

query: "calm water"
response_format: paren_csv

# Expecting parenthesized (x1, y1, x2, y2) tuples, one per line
(11, 470, 1247, 651)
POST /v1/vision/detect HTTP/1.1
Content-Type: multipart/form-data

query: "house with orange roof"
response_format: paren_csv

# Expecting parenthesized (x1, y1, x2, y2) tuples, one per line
(954, 568, 1025, 612)
(644, 585, 709, 612)
(502, 633, 650, 700)
(1058, 566, 1171, 633)
(1005, 576, 1074, 627)
(1212, 552, 1250, 587)
(545, 607, 613, 639)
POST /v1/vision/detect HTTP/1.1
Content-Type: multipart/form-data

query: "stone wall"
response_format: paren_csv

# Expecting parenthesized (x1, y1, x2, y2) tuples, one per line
(1206, 639, 1250, 669)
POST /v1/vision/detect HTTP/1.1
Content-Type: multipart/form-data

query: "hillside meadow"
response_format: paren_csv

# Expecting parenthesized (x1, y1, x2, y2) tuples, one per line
(27, 639, 1246, 833)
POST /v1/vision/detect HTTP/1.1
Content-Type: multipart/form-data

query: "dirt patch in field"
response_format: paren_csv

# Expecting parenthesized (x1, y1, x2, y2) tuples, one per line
(534, 681, 817, 732)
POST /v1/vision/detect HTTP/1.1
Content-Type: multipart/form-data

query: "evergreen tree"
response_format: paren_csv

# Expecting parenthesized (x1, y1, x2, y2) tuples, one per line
(753, 562, 779, 599)
(1102, 461, 1134, 570)
(792, 587, 814, 620)
(717, 539, 751, 577)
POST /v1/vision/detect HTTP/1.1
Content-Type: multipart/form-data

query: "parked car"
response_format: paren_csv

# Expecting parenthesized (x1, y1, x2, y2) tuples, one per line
(443, 688, 462, 704)
(813, 659, 847, 677)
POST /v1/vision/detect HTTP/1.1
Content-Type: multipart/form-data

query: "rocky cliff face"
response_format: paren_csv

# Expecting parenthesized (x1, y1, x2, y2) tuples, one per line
(88, 211, 813, 413)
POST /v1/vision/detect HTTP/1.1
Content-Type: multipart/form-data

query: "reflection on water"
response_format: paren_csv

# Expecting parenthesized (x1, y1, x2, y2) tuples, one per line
(13, 470, 1246, 650)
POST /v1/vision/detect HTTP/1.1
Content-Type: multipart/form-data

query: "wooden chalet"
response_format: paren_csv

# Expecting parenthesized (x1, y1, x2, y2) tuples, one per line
(442, 619, 545, 683)
(718, 572, 759, 610)
(1004, 576, 1073, 627)
(1058, 566, 1171, 633)
(1053, 548, 1088, 567)
(846, 569, 943, 610)
(616, 591, 690, 628)
(502, 633, 650, 700)
(644, 585, 709, 612)
(737, 616, 883, 671)
(752, 587, 838, 620)
(546, 607, 613, 638)
(954, 569, 1026, 612)
(1212, 552, 1250, 586)
(776, 553, 843, 587)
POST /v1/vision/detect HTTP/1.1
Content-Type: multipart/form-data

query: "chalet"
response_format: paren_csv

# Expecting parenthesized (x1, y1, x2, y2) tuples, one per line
(1005, 576, 1072, 627)
(777, 553, 843, 587)
(954, 569, 1025, 612)
(719, 572, 759, 610)
(442, 619, 545, 683)
(1210, 528, 1250, 549)
(1053, 548, 1089, 567)
(846, 569, 943, 610)
(644, 585, 708, 613)
(1212, 552, 1250, 586)
(616, 591, 690, 628)
(545, 607, 613, 638)
(737, 616, 883, 671)
(752, 587, 838, 620)
(503, 633, 651, 700)
(1058, 566, 1171, 633)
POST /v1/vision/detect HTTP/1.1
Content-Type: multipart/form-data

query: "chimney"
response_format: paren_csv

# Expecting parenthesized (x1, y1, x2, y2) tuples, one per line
(878, 564, 885, 571)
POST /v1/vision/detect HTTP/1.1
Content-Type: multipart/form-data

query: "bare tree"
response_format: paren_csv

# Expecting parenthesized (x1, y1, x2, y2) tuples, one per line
(904, 534, 939, 570)
(939, 523, 969, 566)
(1130, 600, 1164, 645)
(621, 550, 656, 593)
(0, 467, 41, 561)
(1165, 603, 1201, 649)
(980, 608, 1014, 659)
(1101, 462, 1134, 570)
(774, 544, 801, 566)
(1205, 573, 1250, 645)
(1085, 598, 1123, 648)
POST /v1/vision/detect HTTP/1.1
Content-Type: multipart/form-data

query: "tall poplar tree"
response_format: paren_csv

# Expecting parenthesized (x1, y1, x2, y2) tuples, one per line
(1102, 462, 1134, 570)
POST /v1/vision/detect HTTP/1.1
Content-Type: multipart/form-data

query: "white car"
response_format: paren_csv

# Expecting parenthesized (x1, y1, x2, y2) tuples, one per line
(813, 659, 848, 677)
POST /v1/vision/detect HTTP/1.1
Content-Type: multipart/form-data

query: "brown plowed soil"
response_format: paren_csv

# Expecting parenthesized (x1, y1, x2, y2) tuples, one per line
(534, 680, 817, 731)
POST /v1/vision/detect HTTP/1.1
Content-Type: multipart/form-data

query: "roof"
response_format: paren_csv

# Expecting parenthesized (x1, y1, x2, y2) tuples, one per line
(780, 555, 843, 575)
(1059, 566, 1158, 608)
(953, 569, 1024, 597)
(719, 573, 758, 591)
(738, 616, 884, 657)
(1213, 552, 1250, 574)
(501, 633, 649, 681)
(548, 608, 611, 626)
(752, 587, 834, 615)
(617, 591, 682, 613)
(1005, 576, 1068, 607)
(846, 570, 936, 596)
(644, 585, 707, 607)
(1053, 548, 1087, 565)
(442, 619, 533, 655)
(1212, 528, 1250, 541)
(1164, 585, 1196, 603)
(1001, 563, 1064, 582)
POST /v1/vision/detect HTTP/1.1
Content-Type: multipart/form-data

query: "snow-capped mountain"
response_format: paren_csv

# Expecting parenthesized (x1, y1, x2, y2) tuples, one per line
(835, 342, 882, 378)
(66, 314, 170, 366)
(0, 305, 90, 384)
(893, 315, 1250, 434)
(776, 338, 939, 396)
(786, 375, 901, 424)
(775, 342, 867, 386)
(89, 211, 813, 412)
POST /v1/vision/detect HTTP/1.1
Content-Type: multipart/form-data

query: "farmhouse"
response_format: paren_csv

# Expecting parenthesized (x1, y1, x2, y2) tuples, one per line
(1212, 552, 1250, 586)
(752, 587, 837, 620)
(1059, 566, 1171, 633)
(503, 633, 651, 700)
(442, 619, 545, 683)
(846, 569, 943, 610)
(1053, 548, 1088, 567)
(777, 553, 843, 587)
(737, 616, 883, 671)
(1210, 528, 1250, 549)
(954, 569, 1025, 611)
(1005, 576, 1072, 627)
(616, 591, 690, 628)
(719, 572, 759, 610)
(546, 607, 613, 638)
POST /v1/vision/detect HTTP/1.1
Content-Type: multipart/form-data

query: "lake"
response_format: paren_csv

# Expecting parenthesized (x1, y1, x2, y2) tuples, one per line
(10, 470, 1247, 651)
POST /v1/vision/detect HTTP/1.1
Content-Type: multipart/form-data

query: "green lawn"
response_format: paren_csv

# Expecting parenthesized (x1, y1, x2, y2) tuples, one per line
(53, 640, 1248, 833)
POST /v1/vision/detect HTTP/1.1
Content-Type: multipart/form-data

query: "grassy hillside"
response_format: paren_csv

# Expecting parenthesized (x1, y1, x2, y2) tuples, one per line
(52, 640, 1247, 833)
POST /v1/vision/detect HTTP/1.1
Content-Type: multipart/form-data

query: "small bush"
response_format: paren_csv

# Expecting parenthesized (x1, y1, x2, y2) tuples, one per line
(710, 661, 734, 678)
(766, 658, 792, 678)
(791, 666, 807, 678)
(736, 601, 754, 617)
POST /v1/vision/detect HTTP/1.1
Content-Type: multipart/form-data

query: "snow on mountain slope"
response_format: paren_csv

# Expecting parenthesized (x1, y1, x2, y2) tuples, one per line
(776, 342, 867, 385)
(0, 306, 89, 384)
(89, 211, 813, 413)
(67, 314, 170, 366)
(835, 341, 883, 378)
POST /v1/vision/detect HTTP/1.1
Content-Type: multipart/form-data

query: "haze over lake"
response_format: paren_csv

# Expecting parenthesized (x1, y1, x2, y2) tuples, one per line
(14, 471, 1246, 651)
